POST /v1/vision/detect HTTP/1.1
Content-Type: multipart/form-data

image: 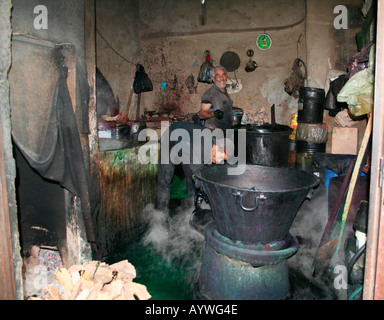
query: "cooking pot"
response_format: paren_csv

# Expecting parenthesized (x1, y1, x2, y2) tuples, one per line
(232, 107, 244, 125)
(234, 123, 293, 167)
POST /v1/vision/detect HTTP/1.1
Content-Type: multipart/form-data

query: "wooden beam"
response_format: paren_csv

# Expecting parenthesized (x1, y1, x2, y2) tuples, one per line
(364, 0, 384, 300)
(0, 124, 16, 300)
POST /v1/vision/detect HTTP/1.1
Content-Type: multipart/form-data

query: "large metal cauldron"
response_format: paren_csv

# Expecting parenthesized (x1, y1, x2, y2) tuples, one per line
(194, 164, 319, 243)
(234, 124, 292, 167)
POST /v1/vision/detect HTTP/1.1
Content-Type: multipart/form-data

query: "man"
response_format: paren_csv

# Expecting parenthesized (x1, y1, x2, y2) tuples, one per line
(198, 66, 234, 131)
(155, 66, 233, 211)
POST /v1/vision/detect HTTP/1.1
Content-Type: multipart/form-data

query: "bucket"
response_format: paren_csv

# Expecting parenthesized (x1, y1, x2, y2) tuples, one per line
(298, 87, 325, 123)
(194, 164, 320, 243)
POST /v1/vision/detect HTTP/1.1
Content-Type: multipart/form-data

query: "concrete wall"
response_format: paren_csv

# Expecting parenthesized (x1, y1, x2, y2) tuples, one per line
(96, 0, 363, 128)
(96, 0, 141, 113)
(305, 0, 365, 151)
(139, 0, 306, 125)
(12, 0, 86, 68)
(10, 0, 92, 273)
(0, 0, 23, 300)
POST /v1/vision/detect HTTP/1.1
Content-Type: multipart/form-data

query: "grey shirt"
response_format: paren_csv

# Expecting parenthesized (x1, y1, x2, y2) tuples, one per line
(201, 85, 233, 131)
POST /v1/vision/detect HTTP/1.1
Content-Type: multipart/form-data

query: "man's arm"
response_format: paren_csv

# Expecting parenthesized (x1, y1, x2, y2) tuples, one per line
(199, 103, 224, 119)
(199, 102, 215, 119)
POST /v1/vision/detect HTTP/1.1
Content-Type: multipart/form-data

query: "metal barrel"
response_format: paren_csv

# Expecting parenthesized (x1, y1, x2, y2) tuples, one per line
(298, 87, 325, 123)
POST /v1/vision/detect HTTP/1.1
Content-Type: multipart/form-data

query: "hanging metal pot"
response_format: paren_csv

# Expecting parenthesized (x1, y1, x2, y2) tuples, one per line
(245, 60, 258, 72)
(245, 49, 258, 72)
(220, 51, 241, 72)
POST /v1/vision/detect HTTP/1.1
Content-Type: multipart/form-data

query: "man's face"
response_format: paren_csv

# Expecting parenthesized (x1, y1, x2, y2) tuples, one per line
(212, 68, 227, 89)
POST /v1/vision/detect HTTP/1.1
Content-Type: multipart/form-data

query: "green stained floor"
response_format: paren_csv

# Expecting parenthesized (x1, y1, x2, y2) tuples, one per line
(105, 199, 204, 300)
(106, 237, 200, 300)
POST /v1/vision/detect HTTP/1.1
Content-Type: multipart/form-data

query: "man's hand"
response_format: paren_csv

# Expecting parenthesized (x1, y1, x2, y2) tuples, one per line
(214, 110, 224, 119)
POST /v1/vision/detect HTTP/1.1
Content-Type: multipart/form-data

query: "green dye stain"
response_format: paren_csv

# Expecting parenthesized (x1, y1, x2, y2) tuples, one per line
(105, 237, 199, 300)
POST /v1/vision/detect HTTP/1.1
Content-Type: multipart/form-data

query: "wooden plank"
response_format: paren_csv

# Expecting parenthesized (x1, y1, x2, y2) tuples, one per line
(312, 115, 372, 276)
(337, 114, 372, 251)
(0, 125, 16, 300)
(312, 158, 355, 276)
(364, 0, 384, 300)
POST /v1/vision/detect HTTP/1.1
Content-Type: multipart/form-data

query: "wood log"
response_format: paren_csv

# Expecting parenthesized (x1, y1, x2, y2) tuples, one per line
(36, 260, 151, 300)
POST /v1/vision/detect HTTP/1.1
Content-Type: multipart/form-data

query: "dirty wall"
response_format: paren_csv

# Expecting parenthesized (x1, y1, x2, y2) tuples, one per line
(96, 0, 362, 131)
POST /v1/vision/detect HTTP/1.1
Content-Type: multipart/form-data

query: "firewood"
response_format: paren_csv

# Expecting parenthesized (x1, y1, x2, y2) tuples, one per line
(96, 292, 112, 300)
(101, 279, 124, 299)
(109, 260, 136, 280)
(44, 284, 61, 300)
(70, 270, 81, 285)
(75, 289, 90, 300)
(123, 282, 152, 300)
(80, 270, 92, 282)
(80, 278, 94, 290)
(55, 268, 73, 292)
(27, 296, 44, 300)
(93, 265, 115, 283)
(87, 282, 104, 300)
(36, 259, 151, 300)
(69, 279, 82, 300)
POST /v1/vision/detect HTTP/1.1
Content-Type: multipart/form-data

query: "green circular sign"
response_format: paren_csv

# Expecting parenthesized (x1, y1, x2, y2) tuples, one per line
(256, 33, 272, 50)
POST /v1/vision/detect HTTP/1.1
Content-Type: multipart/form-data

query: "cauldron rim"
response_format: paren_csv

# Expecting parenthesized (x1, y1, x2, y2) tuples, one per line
(194, 164, 320, 193)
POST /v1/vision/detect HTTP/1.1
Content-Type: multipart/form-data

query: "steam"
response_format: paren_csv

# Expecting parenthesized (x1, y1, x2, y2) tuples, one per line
(138, 181, 343, 300)
(289, 182, 341, 300)
(140, 203, 206, 290)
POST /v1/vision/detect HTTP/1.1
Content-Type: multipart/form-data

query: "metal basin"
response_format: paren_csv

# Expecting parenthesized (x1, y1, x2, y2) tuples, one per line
(194, 164, 320, 243)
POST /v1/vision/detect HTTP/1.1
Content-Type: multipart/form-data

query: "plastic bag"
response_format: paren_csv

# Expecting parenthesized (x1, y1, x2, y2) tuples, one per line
(133, 64, 153, 94)
(346, 41, 374, 79)
(337, 44, 375, 116)
(197, 50, 213, 83)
